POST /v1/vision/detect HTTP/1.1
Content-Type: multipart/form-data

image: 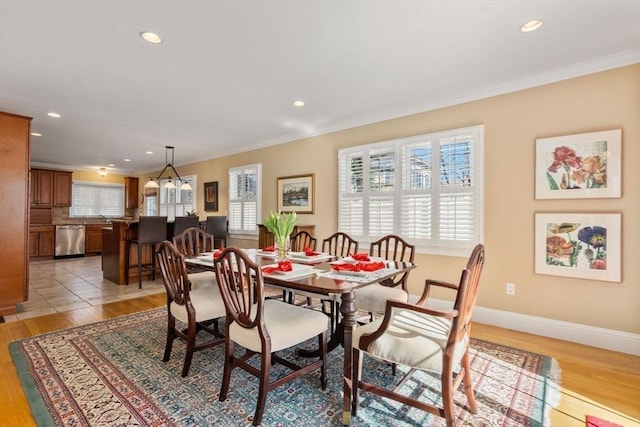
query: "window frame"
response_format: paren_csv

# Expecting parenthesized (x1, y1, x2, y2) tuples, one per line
(69, 180, 125, 218)
(338, 125, 484, 257)
(156, 174, 197, 221)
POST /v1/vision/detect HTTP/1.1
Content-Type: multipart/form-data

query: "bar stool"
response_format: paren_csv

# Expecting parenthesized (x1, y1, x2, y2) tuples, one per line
(205, 215, 227, 249)
(173, 216, 199, 238)
(126, 216, 168, 288)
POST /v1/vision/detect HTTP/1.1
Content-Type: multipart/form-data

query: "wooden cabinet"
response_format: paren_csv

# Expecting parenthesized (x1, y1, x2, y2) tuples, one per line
(29, 226, 55, 257)
(257, 224, 315, 249)
(0, 112, 31, 315)
(30, 168, 54, 206)
(30, 168, 72, 207)
(85, 224, 107, 255)
(125, 177, 139, 209)
(53, 170, 72, 206)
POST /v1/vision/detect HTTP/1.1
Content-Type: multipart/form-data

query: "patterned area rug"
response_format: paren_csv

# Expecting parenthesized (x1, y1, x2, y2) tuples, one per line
(11, 308, 561, 426)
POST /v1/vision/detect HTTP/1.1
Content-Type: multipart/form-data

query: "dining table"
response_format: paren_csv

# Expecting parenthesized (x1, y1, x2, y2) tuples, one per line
(184, 247, 416, 425)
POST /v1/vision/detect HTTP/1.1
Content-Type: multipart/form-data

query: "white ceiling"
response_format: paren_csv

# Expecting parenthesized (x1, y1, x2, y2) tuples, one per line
(1, 0, 639, 175)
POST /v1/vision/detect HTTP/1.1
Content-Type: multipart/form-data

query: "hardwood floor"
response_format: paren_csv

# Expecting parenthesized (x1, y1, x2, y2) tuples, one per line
(1, 293, 638, 426)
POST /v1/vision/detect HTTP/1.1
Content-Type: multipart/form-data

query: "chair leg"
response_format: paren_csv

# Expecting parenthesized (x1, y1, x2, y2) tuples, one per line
(163, 314, 176, 362)
(125, 241, 130, 286)
(442, 367, 455, 427)
(253, 350, 272, 426)
(137, 243, 143, 289)
(219, 340, 235, 401)
(151, 243, 156, 281)
(461, 349, 478, 413)
(181, 319, 197, 377)
(318, 331, 327, 390)
(351, 347, 363, 415)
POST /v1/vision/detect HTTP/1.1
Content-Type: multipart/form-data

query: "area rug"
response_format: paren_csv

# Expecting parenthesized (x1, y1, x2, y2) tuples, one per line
(11, 307, 561, 426)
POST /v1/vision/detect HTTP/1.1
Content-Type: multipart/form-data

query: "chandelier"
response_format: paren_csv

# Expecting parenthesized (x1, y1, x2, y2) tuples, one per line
(144, 146, 192, 190)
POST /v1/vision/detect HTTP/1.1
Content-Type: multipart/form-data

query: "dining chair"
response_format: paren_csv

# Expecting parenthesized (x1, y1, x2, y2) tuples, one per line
(289, 230, 317, 252)
(351, 244, 485, 427)
(173, 215, 199, 239)
(156, 240, 226, 377)
(172, 226, 217, 289)
(355, 234, 416, 319)
(320, 232, 359, 333)
(213, 247, 328, 426)
(205, 215, 228, 249)
(125, 216, 168, 288)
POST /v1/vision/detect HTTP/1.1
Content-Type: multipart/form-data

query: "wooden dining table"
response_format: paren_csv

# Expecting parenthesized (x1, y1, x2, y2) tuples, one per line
(185, 248, 416, 425)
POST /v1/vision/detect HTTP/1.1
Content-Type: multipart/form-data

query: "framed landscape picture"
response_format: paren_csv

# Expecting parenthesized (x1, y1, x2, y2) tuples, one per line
(277, 174, 315, 214)
(535, 129, 621, 199)
(204, 181, 218, 211)
(534, 212, 621, 283)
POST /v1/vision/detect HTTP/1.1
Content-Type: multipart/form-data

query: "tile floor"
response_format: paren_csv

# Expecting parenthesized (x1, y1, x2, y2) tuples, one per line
(3, 256, 165, 323)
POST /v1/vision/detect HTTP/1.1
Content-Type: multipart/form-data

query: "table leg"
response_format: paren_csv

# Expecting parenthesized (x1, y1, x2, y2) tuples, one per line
(341, 291, 356, 425)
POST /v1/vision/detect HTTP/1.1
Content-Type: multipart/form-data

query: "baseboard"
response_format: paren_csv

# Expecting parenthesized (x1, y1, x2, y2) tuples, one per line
(426, 299, 640, 356)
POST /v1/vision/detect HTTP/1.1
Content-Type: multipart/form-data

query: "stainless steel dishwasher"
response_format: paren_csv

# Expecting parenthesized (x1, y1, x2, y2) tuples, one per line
(55, 225, 86, 258)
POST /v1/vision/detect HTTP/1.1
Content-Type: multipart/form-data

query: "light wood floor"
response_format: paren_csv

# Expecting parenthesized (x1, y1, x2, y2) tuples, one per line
(1, 293, 638, 427)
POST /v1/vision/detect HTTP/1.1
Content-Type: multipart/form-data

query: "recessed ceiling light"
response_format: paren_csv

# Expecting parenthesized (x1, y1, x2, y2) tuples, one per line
(123, 158, 131, 162)
(31, 132, 42, 136)
(146, 151, 153, 154)
(293, 100, 305, 107)
(140, 31, 162, 44)
(48, 112, 61, 118)
(108, 164, 115, 167)
(521, 19, 543, 33)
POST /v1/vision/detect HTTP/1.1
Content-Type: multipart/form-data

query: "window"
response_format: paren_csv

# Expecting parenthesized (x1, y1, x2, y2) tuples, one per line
(339, 125, 483, 256)
(158, 175, 196, 221)
(228, 164, 262, 236)
(70, 181, 125, 218)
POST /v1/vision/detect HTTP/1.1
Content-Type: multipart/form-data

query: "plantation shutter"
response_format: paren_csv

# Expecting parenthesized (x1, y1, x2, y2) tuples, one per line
(228, 164, 260, 234)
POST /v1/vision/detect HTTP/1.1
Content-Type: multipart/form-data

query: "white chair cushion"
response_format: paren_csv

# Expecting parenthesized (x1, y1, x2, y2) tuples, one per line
(229, 299, 327, 353)
(188, 271, 216, 290)
(170, 286, 226, 324)
(353, 307, 467, 373)
(355, 284, 408, 313)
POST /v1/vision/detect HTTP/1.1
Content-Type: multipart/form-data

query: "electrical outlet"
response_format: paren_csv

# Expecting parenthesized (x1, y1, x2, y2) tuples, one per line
(506, 283, 516, 295)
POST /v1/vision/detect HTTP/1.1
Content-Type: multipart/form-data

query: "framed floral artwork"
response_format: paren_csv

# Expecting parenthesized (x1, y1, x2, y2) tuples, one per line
(204, 181, 218, 211)
(535, 129, 621, 199)
(534, 213, 621, 283)
(277, 174, 315, 214)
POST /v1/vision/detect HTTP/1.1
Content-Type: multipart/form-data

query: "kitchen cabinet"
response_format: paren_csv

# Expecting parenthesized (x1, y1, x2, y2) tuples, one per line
(85, 224, 107, 255)
(53, 170, 72, 206)
(0, 111, 31, 315)
(29, 225, 55, 257)
(30, 168, 72, 207)
(125, 177, 139, 209)
(30, 168, 54, 206)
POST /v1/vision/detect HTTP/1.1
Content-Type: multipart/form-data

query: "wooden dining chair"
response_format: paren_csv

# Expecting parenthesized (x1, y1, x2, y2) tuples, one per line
(355, 234, 416, 319)
(289, 230, 317, 252)
(321, 232, 359, 333)
(155, 241, 226, 377)
(213, 247, 328, 426)
(352, 244, 485, 427)
(172, 226, 217, 289)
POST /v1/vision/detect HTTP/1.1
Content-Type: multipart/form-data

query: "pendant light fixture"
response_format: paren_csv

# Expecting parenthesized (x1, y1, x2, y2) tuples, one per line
(144, 146, 192, 190)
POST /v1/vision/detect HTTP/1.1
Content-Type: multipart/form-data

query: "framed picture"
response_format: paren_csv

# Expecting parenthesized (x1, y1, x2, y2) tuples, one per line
(535, 129, 621, 199)
(277, 174, 315, 214)
(204, 181, 218, 212)
(534, 213, 621, 283)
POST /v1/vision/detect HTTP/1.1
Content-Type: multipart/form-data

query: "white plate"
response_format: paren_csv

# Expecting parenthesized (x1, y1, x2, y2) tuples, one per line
(287, 252, 332, 261)
(331, 256, 384, 264)
(256, 250, 277, 257)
